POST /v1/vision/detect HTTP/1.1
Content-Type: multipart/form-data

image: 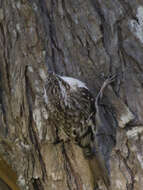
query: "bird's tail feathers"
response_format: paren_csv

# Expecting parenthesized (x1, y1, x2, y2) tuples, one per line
(88, 152, 110, 190)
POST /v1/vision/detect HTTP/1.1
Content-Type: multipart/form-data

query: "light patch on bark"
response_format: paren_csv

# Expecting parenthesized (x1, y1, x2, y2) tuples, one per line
(73, 15, 78, 24)
(39, 68, 47, 81)
(41, 107, 48, 120)
(28, 66, 34, 73)
(29, 27, 34, 34)
(33, 165, 42, 180)
(115, 179, 123, 188)
(32, 3, 38, 11)
(16, 1, 21, 9)
(45, 133, 51, 141)
(51, 183, 57, 189)
(134, 175, 139, 182)
(33, 108, 42, 140)
(129, 6, 143, 43)
(58, 0, 64, 18)
(118, 108, 134, 128)
(43, 87, 49, 104)
(18, 175, 26, 187)
(20, 142, 31, 151)
(11, 0, 16, 9)
(20, 141, 31, 151)
(34, 80, 42, 94)
(51, 172, 63, 181)
(137, 153, 143, 169)
(126, 126, 143, 139)
(130, 144, 138, 152)
(33, 176, 39, 179)
(60, 76, 88, 90)
(16, 23, 21, 32)
(13, 29, 17, 38)
(42, 50, 46, 57)
(83, 184, 88, 190)
(83, 184, 93, 190)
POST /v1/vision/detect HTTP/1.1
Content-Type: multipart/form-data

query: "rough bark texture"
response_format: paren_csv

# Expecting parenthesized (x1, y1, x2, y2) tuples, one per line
(0, 0, 143, 190)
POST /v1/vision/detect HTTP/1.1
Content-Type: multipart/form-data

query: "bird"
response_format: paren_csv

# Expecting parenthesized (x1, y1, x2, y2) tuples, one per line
(44, 72, 96, 157)
(44, 72, 115, 188)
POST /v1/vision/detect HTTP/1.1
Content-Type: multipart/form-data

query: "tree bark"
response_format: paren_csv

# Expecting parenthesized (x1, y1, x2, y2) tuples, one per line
(0, 0, 143, 190)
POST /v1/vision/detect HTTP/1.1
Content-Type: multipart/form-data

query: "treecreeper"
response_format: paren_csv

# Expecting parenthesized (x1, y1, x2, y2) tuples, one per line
(44, 72, 115, 189)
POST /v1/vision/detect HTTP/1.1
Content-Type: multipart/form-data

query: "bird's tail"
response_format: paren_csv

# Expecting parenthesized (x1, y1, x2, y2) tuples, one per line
(82, 140, 110, 189)
(78, 128, 110, 189)
(88, 153, 110, 189)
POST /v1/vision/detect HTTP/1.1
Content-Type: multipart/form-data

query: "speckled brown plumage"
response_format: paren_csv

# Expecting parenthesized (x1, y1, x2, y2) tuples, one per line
(44, 72, 96, 157)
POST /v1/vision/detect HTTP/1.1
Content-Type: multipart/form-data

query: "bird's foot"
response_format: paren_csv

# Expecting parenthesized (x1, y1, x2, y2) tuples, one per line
(103, 74, 116, 87)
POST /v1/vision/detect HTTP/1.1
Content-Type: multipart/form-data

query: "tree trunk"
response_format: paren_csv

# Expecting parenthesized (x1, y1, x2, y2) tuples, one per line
(0, 0, 143, 190)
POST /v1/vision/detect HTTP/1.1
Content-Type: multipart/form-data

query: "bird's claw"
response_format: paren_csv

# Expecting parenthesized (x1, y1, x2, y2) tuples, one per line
(103, 74, 117, 88)
(95, 74, 117, 107)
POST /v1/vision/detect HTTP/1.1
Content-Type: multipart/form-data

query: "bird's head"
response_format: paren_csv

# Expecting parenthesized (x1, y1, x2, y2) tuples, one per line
(45, 72, 70, 106)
